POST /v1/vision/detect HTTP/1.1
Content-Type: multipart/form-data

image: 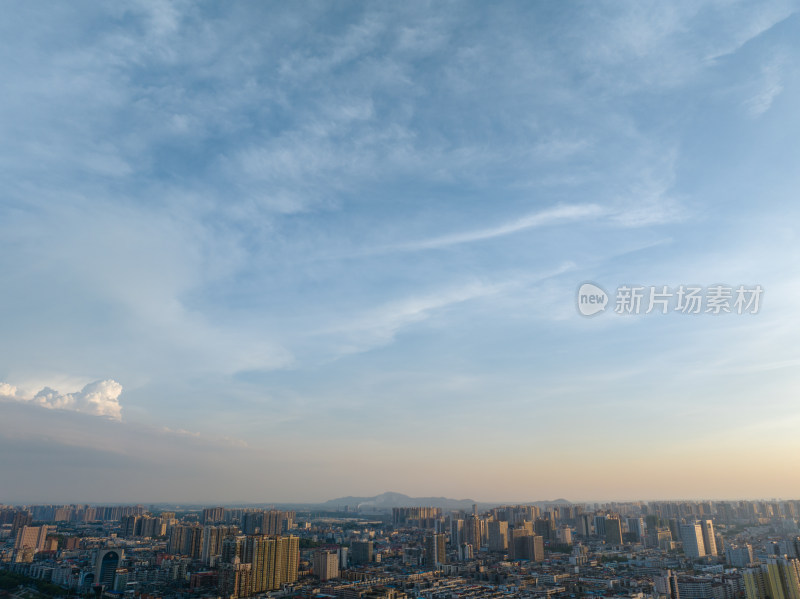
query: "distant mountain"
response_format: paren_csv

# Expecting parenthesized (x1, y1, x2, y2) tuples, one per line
(148, 493, 573, 512)
(320, 491, 480, 511)
(316, 492, 573, 511)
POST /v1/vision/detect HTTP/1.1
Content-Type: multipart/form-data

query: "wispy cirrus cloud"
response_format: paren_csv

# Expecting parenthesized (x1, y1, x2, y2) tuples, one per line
(357, 198, 681, 258)
(745, 58, 785, 117)
(390, 204, 607, 252)
(318, 282, 503, 357)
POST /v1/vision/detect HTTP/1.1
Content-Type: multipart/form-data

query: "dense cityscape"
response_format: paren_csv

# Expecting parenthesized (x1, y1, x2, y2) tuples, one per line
(3, 497, 800, 599)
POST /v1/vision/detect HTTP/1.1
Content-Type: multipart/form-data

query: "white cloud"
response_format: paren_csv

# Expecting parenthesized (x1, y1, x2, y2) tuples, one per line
(575, 1, 796, 94)
(322, 282, 502, 356)
(745, 59, 784, 117)
(366, 198, 679, 258)
(389, 204, 607, 252)
(612, 190, 686, 227)
(0, 380, 123, 421)
(278, 14, 385, 82)
(705, 3, 797, 63)
(0, 382, 21, 398)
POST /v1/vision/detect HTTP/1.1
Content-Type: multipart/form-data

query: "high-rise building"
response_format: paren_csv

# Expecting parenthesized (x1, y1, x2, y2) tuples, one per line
(350, 541, 374, 565)
(392, 507, 442, 528)
(1, 508, 17, 525)
(715, 533, 726, 556)
(218, 561, 252, 599)
(516, 520, 534, 535)
(668, 518, 680, 541)
(593, 515, 607, 537)
(677, 576, 715, 599)
(680, 523, 706, 559)
(14, 525, 54, 552)
(577, 514, 592, 536)
(202, 507, 226, 524)
(313, 550, 339, 581)
(727, 544, 755, 568)
(557, 526, 573, 545)
(140, 515, 167, 538)
(10, 511, 33, 535)
(202, 526, 239, 565)
(510, 533, 544, 562)
(450, 519, 464, 546)
(245, 535, 299, 593)
(222, 535, 246, 564)
(627, 517, 645, 542)
(458, 543, 473, 561)
(121, 515, 140, 538)
(241, 510, 285, 536)
(654, 570, 680, 599)
(743, 557, 800, 599)
(168, 524, 203, 558)
(466, 517, 481, 550)
(605, 517, 623, 546)
(65, 537, 80, 550)
(122, 515, 165, 538)
(534, 518, 553, 542)
(488, 521, 508, 552)
(700, 520, 717, 557)
(276, 536, 299, 589)
(425, 534, 447, 568)
(244, 535, 271, 593)
(95, 548, 124, 589)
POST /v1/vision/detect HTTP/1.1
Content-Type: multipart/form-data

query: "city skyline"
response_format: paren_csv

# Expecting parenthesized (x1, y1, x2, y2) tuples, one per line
(4, 497, 798, 599)
(2, 2, 800, 503)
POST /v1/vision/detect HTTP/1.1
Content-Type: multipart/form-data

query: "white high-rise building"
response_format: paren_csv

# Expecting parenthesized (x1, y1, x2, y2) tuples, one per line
(700, 520, 717, 556)
(680, 523, 706, 559)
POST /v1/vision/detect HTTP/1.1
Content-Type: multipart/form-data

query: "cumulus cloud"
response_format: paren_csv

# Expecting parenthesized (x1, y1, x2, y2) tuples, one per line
(0, 382, 22, 398)
(0, 380, 123, 421)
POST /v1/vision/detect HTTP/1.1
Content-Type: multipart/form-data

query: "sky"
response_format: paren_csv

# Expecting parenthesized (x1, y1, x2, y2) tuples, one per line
(2, 0, 800, 505)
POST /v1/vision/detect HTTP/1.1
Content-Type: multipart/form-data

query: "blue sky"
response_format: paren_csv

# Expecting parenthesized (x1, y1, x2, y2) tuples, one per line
(2, 1, 800, 503)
